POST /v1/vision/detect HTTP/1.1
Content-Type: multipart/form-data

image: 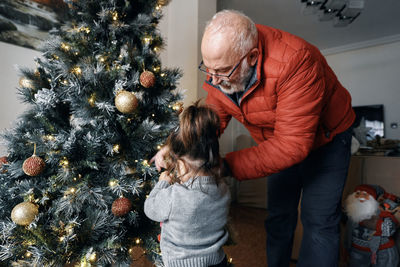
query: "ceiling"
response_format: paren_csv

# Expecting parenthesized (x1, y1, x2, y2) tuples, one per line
(217, 0, 400, 53)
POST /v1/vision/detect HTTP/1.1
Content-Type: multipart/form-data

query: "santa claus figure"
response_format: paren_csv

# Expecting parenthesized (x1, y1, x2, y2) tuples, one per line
(344, 184, 400, 267)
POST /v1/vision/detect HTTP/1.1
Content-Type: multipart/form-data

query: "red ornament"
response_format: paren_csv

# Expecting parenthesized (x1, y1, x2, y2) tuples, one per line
(0, 156, 8, 173)
(22, 155, 45, 176)
(112, 197, 132, 216)
(139, 71, 156, 88)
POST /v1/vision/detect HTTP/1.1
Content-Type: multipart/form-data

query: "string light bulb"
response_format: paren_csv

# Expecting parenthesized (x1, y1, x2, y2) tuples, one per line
(66, 224, 74, 234)
(112, 11, 118, 21)
(143, 36, 151, 45)
(60, 157, 69, 168)
(113, 144, 121, 153)
(82, 27, 91, 34)
(25, 251, 32, 258)
(71, 66, 82, 75)
(88, 93, 96, 107)
(89, 252, 97, 262)
(43, 134, 55, 141)
(135, 238, 141, 245)
(109, 179, 118, 187)
(142, 160, 149, 167)
(60, 43, 70, 51)
(98, 55, 106, 63)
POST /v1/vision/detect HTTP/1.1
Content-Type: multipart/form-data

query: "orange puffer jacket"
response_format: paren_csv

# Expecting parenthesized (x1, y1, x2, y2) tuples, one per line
(204, 24, 355, 180)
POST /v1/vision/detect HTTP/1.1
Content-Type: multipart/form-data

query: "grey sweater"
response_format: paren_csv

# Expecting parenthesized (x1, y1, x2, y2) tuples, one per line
(144, 176, 231, 267)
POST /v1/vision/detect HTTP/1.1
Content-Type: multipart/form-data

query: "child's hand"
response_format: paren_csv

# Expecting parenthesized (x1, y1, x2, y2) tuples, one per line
(150, 146, 169, 172)
(159, 171, 172, 184)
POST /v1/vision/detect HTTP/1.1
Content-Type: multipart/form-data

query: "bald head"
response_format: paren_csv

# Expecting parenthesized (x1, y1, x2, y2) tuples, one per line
(202, 10, 258, 57)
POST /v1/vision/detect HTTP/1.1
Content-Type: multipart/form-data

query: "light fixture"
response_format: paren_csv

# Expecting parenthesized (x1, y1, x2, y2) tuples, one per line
(300, 0, 364, 27)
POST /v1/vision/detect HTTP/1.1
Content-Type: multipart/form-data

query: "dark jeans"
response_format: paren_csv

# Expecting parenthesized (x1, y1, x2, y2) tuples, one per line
(209, 256, 228, 267)
(265, 128, 353, 267)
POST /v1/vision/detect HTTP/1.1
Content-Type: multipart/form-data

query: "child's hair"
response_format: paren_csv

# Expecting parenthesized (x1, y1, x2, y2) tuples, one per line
(165, 100, 221, 184)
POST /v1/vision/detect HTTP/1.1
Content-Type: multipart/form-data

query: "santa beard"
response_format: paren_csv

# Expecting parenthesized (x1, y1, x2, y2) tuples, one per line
(345, 192, 379, 224)
(219, 58, 253, 95)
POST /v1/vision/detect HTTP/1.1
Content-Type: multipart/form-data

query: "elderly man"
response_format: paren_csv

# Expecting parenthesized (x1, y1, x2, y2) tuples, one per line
(153, 9, 355, 267)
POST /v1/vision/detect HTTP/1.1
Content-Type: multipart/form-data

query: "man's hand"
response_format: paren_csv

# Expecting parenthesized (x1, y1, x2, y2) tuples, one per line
(159, 171, 172, 184)
(150, 146, 168, 172)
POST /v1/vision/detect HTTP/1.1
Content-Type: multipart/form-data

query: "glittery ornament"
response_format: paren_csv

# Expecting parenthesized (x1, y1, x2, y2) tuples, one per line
(23, 155, 45, 176)
(19, 77, 33, 88)
(0, 156, 7, 173)
(140, 71, 156, 88)
(130, 245, 146, 261)
(158, 0, 171, 6)
(112, 197, 132, 216)
(172, 102, 184, 114)
(11, 202, 39, 226)
(115, 91, 138, 114)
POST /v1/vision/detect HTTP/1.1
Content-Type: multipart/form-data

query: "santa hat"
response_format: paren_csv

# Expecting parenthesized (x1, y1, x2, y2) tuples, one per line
(354, 184, 385, 200)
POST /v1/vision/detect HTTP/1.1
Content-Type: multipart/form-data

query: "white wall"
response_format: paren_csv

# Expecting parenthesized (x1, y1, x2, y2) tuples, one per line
(325, 41, 400, 139)
(0, 41, 39, 155)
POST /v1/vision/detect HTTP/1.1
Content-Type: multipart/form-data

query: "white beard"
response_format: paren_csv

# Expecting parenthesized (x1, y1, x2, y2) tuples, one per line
(345, 192, 379, 224)
(219, 59, 252, 95)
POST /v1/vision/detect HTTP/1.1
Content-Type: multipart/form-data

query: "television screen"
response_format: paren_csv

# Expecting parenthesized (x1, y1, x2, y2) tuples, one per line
(353, 105, 384, 140)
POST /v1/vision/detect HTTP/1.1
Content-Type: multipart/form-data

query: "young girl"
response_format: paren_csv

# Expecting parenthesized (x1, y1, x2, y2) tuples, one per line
(144, 101, 231, 267)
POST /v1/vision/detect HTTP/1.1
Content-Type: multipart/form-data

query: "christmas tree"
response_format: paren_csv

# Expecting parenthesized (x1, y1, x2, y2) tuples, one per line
(0, 0, 183, 266)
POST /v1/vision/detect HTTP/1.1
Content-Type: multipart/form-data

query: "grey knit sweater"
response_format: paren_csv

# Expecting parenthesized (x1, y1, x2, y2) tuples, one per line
(144, 176, 231, 267)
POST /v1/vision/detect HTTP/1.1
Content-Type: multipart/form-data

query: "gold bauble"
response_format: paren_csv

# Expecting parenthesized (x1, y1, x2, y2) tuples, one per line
(115, 91, 138, 114)
(19, 77, 33, 88)
(11, 202, 39, 226)
(172, 102, 184, 114)
(158, 0, 171, 6)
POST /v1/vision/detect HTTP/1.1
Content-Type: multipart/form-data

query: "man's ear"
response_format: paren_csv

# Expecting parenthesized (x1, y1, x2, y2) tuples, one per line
(248, 47, 259, 66)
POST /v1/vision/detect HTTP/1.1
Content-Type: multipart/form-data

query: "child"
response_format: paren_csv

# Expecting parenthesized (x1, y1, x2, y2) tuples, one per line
(144, 101, 231, 267)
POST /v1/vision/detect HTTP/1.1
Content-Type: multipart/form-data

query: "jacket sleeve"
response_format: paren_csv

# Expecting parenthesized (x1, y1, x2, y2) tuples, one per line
(225, 49, 326, 180)
(144, 180, 173, 222)
(205, 88, 232, 135)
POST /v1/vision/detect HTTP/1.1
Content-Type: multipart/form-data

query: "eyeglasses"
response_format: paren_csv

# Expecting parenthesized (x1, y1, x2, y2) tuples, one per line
(198, 51, 250, 79)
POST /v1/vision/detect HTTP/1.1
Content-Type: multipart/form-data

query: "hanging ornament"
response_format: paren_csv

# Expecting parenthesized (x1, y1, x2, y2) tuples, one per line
(129, 245, 146, 261)
(22, 144, 45, 176)
(140, 70, 156, 88)
(111, 197, 132, 216)
(0, 156, 8, 173)
(115, 90, 138, 114)
(19, 77, 33, 88)
(172, 102, 184, 114)
(11, 201, 39, 226)
(158, 0, 171, 6)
